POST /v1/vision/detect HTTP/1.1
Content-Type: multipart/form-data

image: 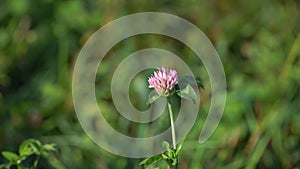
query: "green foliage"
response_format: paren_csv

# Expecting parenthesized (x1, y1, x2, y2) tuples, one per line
(176, 84, 197, 103)
(177, 76, 204, 89)
(176, 76, 203, 103)
(2, 152, 19, 165)
(0, 0, 299, 169)
(0, 139, 57, 169)
(140, 139, 186, 168)
(162, 141, 170, 151)
(146, 91, 161, 105)
(139, 155, 163, 167)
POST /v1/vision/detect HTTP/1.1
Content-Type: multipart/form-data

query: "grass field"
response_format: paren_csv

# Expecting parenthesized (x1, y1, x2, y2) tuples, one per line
(0, 0, 299, 168)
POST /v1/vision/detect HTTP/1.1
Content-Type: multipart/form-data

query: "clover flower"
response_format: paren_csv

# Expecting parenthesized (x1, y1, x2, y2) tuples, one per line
(148, 67, 178, 95)
(142, 67, 203, 168)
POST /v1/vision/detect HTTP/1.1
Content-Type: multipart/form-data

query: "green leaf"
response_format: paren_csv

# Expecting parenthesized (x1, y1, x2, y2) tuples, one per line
(166, 150, 174, 159)
(171, 158, 177, 166)
(30, 139, 42, 153)
(161, 153, 168, 160)
(43, 144, 57, 152)
(19, 139, 41, 156)
(178, 76, 204, 89)
(0, 163, 10, 169)
(170, 150, 176, 160)
(139, 155, 163, 166)
(177, 84, 197, 103)
(19, 141, 34, 156)
(146, 91, 161, 105)
(2, 152, 19, 163)
(175, 139, 185, 156)
(162, 141, 170, 151)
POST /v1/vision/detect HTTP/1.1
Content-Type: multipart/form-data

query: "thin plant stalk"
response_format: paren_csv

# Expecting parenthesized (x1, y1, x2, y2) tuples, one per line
(167, 99, 179, 169)
(167, 100, 176, 150)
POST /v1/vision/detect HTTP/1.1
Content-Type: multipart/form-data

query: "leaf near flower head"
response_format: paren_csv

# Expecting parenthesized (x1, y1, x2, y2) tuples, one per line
(146, 91, 161, 105)
(177, 76, 204, 89)
(177, 84, 197, 104)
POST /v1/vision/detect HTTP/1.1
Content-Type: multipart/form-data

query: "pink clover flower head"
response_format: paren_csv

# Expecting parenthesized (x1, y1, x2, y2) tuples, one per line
(148, 67, 178, 96)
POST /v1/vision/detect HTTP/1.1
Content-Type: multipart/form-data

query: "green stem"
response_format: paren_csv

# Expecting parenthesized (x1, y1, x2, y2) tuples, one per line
(169, 162, 179, 169)
(33, 155, 40, 169)
(167, 99, 179, 169)
(167, 100, 176, 150)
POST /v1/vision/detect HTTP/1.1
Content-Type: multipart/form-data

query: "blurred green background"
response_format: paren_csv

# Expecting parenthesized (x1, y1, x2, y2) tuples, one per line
(0, 0, 299, 168)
